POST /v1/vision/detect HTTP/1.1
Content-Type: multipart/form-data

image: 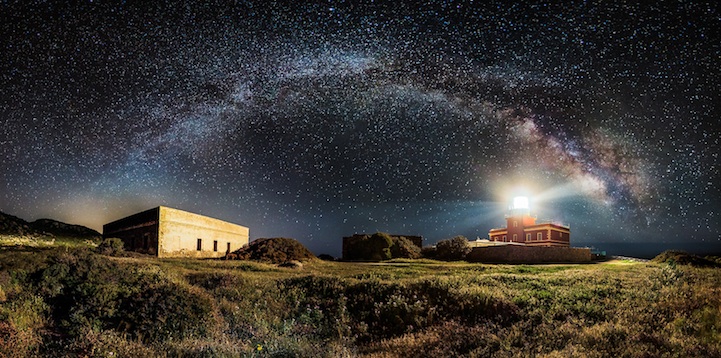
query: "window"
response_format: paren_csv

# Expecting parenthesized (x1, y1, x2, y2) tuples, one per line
(227, 242, 231, 252)
(513, 221, 518, 228)
(526, 233, 531, 241)
(513, 234, 517, 241)
(537, 233, 543, 240)
(197, 239, 202, 251)
(213, 240, 218, 252)
(503, 235, 507, 242)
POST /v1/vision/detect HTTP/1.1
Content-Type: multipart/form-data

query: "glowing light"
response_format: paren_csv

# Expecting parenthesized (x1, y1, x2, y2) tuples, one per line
(513, 196, 529, 210)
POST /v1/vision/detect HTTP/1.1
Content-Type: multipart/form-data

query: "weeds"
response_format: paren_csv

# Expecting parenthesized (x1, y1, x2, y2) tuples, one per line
(0, 247, 719, 356)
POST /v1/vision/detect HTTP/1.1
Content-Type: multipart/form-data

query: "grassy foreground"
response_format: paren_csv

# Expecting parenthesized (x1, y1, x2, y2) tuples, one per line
(0, 248, 720, 357)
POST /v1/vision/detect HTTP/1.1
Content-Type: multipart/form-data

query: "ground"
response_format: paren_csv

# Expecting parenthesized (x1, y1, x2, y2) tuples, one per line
(0, 247, 719, 357)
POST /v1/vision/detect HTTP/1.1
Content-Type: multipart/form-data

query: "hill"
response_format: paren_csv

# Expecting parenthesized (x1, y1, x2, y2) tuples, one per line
(652, 250, 721, 268)
(0, 210, 100, 246)
(0, 211, 36, 236)
(29, 218, 101, 238)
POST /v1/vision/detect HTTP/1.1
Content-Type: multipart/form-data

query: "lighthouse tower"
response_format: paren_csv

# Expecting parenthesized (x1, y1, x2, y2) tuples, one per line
(505, 197, 537, 243)
(488, 196, 570, 247)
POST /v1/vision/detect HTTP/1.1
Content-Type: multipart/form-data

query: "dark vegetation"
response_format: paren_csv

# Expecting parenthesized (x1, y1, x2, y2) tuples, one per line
(317, 254, 335, 261)
(0, 211, 100, 239)
(652, 250, 721, 268)
(226, 237, 316, 263)
(343, 232, 422, 261)
(433, 235, 472, 261)
(95, 237, 125, 256)
(0, 247, 719, 357)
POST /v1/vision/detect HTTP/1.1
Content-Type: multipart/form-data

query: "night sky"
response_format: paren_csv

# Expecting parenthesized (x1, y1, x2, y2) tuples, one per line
(2, 2, 720, 257)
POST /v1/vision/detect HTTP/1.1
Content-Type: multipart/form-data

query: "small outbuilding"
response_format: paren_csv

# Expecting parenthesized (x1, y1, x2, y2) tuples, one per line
(103, 206, 249, 258)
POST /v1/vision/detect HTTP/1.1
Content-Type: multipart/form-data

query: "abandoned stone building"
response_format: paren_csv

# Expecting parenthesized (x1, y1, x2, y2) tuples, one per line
(103, 206, 249, 258)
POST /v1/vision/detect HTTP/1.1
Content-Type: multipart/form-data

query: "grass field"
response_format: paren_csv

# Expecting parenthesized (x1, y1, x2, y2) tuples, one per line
(0, 247, 720, 357)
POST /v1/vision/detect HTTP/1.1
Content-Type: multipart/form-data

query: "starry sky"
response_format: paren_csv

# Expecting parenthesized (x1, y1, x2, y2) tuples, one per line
(1, 1, 720, 257)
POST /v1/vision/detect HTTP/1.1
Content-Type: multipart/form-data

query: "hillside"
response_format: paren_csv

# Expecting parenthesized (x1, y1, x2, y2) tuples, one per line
(0, 247, 719, 357)
(29, 218, 101, 238)
(0, 210, 100, 246)
(0, 211, 39, 236)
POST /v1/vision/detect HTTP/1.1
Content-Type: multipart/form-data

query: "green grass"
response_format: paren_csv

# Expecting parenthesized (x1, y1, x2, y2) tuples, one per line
(0, 247, 719, 357)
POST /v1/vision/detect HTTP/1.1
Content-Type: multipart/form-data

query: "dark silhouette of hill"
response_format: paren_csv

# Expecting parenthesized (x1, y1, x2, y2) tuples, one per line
(29, 218, 100, 238)
(652, 250, 721, 268)
(0, 210, 100, 239)
(0, 211, 35, 236)
(227, 237, 316, 263)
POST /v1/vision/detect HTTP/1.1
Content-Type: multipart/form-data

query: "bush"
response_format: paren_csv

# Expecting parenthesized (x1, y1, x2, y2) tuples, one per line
(95, 237, 124, 256)
(421, 246, 437, 259)
(30, 249, 217, 347)
(368, 233, 394, 261)
(318, 254, 335, 261)
(343, 232, 395, 261)
(391, 237, 422, 259)
(120, 280, 216, 342)
(435, 236, 471, 261)
(227, 237, 316, 263)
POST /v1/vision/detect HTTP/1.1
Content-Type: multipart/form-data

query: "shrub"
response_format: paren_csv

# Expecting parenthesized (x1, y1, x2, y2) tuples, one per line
(435, 236, 471, 261)
(343, 232, 394, 261)
(420, 246, 437, 259)
(95, 237, 124, 256)
(31, 249, 217, 347)
(227, 237, 316, 263)
(368, 233, 394, 261)
(318, 254, 335, 261)
(119, 280, 216, 343)
(391, 237, 422, 259)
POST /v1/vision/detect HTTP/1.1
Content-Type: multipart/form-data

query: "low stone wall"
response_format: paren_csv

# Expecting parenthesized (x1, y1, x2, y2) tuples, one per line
(466, 245, 592, 263)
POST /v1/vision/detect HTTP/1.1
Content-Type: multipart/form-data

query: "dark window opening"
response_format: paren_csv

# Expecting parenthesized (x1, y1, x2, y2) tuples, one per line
(197, 239, 202, 251)
(213, 240, 218, 252)
(227, 242, 231, 252)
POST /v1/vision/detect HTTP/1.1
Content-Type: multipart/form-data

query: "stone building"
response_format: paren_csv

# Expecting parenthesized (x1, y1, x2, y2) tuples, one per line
(103, 206, 249, 258)
(488, 196, 570, 247)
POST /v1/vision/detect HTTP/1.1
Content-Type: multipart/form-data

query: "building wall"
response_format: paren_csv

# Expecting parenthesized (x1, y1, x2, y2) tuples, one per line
(489, 229, 506, 242)
(506, 216, 525, 243)
(157, 207, 249, 258)
(524, 224, 570, 247)
(489, 220, 570, 247)
(466, 245, 591, 263)
(103, 207, 160, 255)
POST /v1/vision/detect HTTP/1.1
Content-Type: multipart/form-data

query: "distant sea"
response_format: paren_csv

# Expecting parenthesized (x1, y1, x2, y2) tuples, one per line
(581, 241, 721, 260)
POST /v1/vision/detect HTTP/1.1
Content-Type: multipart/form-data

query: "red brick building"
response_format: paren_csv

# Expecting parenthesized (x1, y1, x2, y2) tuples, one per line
(488, 198, 570, 247)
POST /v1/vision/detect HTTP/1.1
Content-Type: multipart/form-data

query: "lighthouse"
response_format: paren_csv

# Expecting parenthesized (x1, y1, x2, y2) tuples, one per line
(488, 196, 570, 247)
